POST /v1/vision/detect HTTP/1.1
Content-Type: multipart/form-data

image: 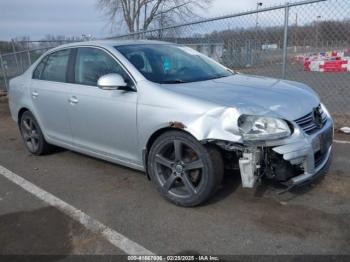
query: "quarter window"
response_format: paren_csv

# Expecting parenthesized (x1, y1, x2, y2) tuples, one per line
(74, 47, 131, 86)
(32, 56, 48, 79)
(40, 49, 71, 83)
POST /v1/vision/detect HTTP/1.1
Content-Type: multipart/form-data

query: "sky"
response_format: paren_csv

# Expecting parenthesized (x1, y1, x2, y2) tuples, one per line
(0, 0, 322, 41)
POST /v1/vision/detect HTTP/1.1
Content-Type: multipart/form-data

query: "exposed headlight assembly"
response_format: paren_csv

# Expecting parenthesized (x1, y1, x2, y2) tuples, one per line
(238, 115, 291, 141)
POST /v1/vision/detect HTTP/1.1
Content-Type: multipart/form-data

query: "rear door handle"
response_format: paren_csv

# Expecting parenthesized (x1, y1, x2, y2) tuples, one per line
(68, 96, 79, 104)
(32, 91, 39, 99)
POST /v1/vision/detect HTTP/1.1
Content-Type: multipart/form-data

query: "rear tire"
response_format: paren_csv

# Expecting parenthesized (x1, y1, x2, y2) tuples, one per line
(147, 130, 224, 207)
(19, 111, 53, 155)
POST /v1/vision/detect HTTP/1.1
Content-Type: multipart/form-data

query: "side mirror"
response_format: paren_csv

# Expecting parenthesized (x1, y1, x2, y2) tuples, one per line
(97, 73, 129, 90)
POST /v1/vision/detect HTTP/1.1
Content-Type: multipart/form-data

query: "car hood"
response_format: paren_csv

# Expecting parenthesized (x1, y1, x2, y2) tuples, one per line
(162, 74, 320, 120)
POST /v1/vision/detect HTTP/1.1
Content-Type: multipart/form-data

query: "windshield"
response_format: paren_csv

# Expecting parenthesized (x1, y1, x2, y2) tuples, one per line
(115, 44, 233, 84)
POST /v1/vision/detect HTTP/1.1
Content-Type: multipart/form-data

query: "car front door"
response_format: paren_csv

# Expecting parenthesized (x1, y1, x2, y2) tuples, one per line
(30, 49, 73, 145)
(67, 47, 139, 165)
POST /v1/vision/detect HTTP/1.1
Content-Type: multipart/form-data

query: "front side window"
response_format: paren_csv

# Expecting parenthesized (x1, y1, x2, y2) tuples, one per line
(115, 44, 233, 84)
(75, 47, 131, 86)
(40, 49, 71, 82)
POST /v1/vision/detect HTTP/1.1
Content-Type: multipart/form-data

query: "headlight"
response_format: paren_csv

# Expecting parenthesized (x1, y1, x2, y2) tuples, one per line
(238, 115, 291, 141)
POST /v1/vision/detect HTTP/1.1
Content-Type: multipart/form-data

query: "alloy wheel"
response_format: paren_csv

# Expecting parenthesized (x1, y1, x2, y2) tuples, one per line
(21, 116, 40, 153)
(154, 139, 205, 198)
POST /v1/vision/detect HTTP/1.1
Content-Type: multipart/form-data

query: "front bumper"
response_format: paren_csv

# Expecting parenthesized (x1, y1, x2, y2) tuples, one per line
(272, 116, 333, 187)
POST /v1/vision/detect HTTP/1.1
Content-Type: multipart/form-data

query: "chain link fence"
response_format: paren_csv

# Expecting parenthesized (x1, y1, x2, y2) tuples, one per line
(0, 48, 47, 90)
(0, 40, 78, 91)
(1, 0, 349, 127)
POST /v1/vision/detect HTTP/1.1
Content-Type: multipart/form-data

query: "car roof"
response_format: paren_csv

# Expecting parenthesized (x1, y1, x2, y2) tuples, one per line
(53, 39, 173, 50)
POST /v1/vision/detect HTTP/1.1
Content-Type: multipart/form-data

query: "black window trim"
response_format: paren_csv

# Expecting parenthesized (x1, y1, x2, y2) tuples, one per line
(66, 48, 77, 84)
(32, 55, 49, 80)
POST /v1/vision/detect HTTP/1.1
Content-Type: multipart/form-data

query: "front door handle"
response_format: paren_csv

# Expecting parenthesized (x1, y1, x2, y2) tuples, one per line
(68, 96, 79, 105)
(32, 91, 39, 99)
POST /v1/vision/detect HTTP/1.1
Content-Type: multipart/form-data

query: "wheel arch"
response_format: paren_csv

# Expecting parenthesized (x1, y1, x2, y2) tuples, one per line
(17, 107, 30, 127)
(17, 108, 46, 140)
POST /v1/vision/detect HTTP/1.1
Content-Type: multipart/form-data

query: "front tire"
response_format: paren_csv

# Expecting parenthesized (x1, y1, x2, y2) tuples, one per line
(19, 111, 53, 155)
(147, 130, 224, 207)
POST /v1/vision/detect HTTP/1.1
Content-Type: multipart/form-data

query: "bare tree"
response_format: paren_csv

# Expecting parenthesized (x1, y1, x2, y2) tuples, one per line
(97, 0, 211, 33)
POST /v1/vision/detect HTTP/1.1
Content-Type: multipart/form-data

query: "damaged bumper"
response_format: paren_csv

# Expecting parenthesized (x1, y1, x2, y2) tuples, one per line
(237, 113, 333, 189)
(273, 118, 333, 187)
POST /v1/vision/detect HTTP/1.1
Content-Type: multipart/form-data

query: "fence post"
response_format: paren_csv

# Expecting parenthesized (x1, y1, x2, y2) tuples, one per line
(26, 39, 32, 66)
(11, 39, 20, 73)
(27, 50, 32, 66)
(282, 4, 290, 79)
(0, 53, 9, 91)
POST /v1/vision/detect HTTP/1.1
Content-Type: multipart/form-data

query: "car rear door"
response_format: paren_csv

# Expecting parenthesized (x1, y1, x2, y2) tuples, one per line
(30, 49, 73, 145)
(67, 47, 139, 164)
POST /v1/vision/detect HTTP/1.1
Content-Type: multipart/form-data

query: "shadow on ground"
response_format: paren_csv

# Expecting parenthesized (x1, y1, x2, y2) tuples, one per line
(0, 207, 72, 257)
(206, 170, 242, 205)
(208, 167, 326, 205)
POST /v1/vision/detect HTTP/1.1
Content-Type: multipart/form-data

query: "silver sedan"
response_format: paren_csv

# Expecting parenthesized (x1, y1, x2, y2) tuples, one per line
(8, 40, 333, 206)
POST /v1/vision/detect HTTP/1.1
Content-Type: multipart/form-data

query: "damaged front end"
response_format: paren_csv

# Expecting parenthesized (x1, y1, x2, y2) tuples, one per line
(202, 104, 333, 192)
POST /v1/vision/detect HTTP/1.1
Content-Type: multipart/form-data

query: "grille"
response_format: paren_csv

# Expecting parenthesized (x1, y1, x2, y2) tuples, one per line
(294, 105, 327, 135)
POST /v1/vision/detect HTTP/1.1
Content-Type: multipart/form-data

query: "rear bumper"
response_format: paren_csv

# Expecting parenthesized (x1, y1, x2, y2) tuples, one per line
(272, 116, 333, 187)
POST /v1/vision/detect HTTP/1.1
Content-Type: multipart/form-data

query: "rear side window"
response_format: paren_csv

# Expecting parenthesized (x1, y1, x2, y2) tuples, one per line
(75, 47, 130, 86)
(39, 49, 71, 83)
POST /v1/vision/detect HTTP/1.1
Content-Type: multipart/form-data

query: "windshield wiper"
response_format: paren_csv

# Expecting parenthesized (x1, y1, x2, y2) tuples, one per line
(207, 75, 230, 81)
(159, 79, 189, 84)
(226, 68, 235, 74)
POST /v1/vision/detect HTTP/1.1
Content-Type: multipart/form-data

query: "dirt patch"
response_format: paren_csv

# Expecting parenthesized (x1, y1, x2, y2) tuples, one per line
(335, 129, 350, 141)
(333, 114, 350, 130)
(0, 102, 10, 117)
(318, 174, 350, 197)
(70, 223, 112, 254)
(0, 95, 8, 104)
(254, 199, 350, 249)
